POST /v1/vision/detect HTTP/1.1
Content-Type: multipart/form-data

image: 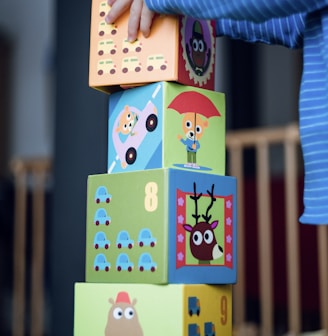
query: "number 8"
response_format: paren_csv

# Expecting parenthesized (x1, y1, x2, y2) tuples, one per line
(144, 182, 158, 212)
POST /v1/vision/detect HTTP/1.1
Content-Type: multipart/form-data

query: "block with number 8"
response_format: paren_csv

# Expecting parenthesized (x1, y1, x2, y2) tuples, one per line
(85, 168, 237, 284)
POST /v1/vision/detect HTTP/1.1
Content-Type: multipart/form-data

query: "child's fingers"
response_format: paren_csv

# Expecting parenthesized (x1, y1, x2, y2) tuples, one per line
(140, 5, 155, 38)
(127, 0, 143, 41)
(105, 0, 154, 41)
(105, 0, 132, 24)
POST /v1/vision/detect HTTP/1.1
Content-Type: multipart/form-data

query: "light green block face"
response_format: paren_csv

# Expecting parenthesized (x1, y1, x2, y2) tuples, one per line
(86, 170, 168, 283)
(74, 283, 232, 336)
(163, 82, 225, 174)
(74, 283, 183, 336)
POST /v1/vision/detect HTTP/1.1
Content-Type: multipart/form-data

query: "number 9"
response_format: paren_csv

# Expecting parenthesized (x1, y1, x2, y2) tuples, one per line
(220, 295, 228, 325)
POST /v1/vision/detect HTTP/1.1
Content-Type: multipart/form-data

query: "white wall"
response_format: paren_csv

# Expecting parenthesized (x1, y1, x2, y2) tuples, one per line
(0, 0, 54, 159)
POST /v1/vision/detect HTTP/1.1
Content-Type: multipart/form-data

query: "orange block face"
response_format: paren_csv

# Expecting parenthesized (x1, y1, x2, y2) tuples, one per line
(89, 0, 216, 93)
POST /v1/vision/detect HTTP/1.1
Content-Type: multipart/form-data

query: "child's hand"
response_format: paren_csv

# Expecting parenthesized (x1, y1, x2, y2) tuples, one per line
(105, 0, 155, 42)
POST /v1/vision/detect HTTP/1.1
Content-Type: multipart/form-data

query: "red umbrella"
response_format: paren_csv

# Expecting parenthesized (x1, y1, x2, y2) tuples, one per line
(167, 91, 221, 118)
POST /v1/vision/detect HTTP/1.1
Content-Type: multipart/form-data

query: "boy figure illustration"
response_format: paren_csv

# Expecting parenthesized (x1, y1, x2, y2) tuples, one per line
(178, 112, 208, 167)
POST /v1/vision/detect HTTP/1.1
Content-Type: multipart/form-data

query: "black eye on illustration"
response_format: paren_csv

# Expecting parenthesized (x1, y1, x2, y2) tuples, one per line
(204, 230, 214, 244)
(186, 120, 192, 129)
(124, 307, 135, 319)
(192, 39, 199, 51)
(198, 40, 205, 52)
(192, 231, 203, 246)
(113, 307, 123, 319)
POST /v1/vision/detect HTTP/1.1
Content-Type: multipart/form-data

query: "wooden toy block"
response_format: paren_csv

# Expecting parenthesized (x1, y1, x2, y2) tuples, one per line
(85, 168, 237, 284)
(107, 81, 225, 175)
(74, 283, 232, 336)
(89, 0, 216, 93)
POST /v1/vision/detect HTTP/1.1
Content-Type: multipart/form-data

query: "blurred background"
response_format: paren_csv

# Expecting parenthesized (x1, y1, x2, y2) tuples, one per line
(0, 0, 307, 335)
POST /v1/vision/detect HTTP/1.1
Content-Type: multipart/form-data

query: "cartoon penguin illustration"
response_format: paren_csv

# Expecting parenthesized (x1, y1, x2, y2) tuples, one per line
(104, 291, 144, 336)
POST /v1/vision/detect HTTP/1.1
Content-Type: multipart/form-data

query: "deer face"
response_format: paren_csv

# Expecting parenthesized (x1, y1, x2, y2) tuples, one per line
(183, 220, 223, 261)
(183, 183, 223, 263)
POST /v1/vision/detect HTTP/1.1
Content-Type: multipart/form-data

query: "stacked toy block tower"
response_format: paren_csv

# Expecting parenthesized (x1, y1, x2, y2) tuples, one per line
(74, 1, 237, 335)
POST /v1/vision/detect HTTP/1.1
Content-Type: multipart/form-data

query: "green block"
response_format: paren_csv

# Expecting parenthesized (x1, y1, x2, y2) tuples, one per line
(86, 168, 237, 284)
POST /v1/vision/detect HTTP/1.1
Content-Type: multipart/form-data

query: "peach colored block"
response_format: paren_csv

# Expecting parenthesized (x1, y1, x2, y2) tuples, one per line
(89, 0, 216, 93)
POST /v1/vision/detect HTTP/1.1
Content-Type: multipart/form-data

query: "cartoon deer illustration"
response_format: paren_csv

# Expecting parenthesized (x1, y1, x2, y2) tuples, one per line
(183, 183, 223, 264)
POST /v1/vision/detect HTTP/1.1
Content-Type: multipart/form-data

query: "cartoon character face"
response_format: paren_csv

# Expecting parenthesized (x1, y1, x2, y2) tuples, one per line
(110, 101, 158, 170)
(183, 183, 223, 263)
(190, 20, 208, 68)
(183, 19, 212, 78)
(181, 112, 208, 142)
(116, 106, 139, 135)
(105, 292, 144, 336)
(184, 220, 222, 261)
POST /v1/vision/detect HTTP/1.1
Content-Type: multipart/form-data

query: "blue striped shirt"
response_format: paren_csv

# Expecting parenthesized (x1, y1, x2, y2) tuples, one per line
(146, 0, 328, 225)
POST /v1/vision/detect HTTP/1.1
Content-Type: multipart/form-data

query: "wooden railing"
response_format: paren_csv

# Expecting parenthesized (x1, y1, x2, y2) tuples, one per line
(226, 123, 328, 335)
(10, 158, 51, 336)
(8, 127, 328, 335)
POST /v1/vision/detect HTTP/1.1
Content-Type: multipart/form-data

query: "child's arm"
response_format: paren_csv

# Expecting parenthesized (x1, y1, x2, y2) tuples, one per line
(105, 0, 308, 48)
(145, 0, 323, 22)
(216, 14, 305, 49)
(105, 0, 155, 41)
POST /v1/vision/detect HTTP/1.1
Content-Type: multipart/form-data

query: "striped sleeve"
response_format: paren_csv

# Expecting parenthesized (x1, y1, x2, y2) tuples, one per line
(215, 14, 305, 48)
(145, 0, 328, 22)
(298, 9, 328, 224)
